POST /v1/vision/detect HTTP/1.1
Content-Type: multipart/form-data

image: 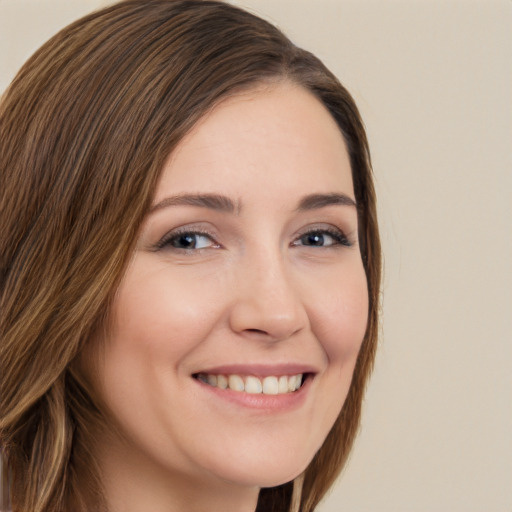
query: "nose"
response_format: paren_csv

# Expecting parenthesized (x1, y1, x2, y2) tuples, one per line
(228, 249, 308, 342)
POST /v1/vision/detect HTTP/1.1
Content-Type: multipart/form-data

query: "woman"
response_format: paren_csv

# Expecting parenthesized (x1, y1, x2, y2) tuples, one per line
(0, 1, 381, 511)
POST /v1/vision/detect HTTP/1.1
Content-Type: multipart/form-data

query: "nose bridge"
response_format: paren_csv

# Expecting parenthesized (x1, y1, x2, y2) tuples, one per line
(229, 243, 307, 340)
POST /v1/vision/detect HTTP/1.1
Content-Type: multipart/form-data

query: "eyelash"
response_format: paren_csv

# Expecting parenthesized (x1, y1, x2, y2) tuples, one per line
(154, 227, 219, 251)
(292, 228, 353, 248)
(154, 226, 352, 252)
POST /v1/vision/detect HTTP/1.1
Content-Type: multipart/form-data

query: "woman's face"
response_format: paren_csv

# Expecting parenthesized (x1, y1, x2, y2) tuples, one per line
(85, 83, 368, 495)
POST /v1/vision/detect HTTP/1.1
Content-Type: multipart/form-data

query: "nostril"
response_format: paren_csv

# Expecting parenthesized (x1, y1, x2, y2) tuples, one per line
(228, 295, 307, 342)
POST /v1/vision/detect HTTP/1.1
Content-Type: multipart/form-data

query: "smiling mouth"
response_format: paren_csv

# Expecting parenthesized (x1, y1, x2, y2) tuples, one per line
(194, 373, 308, 395)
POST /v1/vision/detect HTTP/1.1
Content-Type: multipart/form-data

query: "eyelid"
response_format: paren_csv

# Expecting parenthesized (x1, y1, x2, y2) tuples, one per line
(292, 225, 354, 248)
(150, 222, 356, 252)
(153, 226, 220, 252)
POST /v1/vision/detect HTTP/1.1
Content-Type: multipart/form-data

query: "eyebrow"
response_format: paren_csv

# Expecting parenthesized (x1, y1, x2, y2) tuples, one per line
(296, 193, 357, 211)
(149, 193, 239, 214)
(149, 191, 356, 215)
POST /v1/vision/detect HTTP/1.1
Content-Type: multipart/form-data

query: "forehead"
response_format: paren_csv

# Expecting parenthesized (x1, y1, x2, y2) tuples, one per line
(156, 83, 353, 203)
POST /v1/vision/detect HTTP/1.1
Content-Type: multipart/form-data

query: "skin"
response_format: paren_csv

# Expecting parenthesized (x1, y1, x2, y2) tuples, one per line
(82, 83, 369, 512)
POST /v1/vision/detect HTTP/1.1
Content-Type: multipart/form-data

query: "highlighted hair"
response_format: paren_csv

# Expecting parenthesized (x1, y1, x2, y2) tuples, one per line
(0, 1, 381, 510)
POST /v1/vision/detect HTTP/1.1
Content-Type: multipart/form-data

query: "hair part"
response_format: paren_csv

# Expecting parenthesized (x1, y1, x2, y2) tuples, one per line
(0, 1, 381, 511)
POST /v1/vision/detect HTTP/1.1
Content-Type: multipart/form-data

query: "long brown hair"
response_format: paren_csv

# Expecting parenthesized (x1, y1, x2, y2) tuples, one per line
(0, 1, 381, 510)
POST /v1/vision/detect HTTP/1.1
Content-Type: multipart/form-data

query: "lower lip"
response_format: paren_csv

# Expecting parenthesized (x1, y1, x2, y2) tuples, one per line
(194, 376, 312, 412)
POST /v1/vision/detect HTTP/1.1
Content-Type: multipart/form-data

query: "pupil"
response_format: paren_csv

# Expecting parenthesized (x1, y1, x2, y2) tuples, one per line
(306, 233, 324, 246)
(177, 234, 195, 248)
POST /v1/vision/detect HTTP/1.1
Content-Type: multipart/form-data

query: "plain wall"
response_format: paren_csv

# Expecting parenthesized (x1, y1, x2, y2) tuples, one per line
(1, 1, 510, 511)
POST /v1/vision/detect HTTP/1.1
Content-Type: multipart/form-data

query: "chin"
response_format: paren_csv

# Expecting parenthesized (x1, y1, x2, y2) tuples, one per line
(201, 443, 315, 489)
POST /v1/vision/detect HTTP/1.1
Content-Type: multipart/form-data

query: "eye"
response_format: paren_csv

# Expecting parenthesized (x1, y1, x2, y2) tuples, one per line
(155, 230, 220, 251)
(292, 228, 352, 248)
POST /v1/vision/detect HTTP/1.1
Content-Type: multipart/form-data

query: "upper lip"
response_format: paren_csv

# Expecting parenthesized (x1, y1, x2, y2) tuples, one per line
(193, 363, 319, 377)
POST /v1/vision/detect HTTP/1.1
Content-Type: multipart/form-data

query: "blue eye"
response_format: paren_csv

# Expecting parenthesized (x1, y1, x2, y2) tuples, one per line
(156, 231, 218, 251)
(294, 229, 351, 248)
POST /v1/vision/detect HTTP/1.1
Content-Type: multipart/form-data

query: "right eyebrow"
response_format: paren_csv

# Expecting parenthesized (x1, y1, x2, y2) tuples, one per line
(149, 193, 240, 215)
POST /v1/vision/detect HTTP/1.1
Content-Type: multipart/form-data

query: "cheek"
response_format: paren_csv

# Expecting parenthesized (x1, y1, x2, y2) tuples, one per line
(111, 262, 224, 361)
(307, 262, 369, 363)
(85, 264, 229, 447)
(296, 261, 368, 457)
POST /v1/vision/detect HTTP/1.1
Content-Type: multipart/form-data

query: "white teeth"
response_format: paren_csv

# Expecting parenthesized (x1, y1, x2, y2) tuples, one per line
(288, 375, 298, 392)
(217, 374, 228, 389)
(197, 373, 304, 395)
(262, 376, 279, 395)
(228, 374, 244, 392)
(278, 375, 289, 394)
(245, 376, 263, 394)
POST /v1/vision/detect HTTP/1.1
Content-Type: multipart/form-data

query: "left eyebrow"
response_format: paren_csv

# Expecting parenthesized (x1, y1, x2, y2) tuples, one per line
(296, 193, 357, 211)
(149, 193, 239, 214)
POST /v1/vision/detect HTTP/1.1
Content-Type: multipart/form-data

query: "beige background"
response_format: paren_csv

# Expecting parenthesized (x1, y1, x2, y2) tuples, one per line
(1, 1, 511, 510)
